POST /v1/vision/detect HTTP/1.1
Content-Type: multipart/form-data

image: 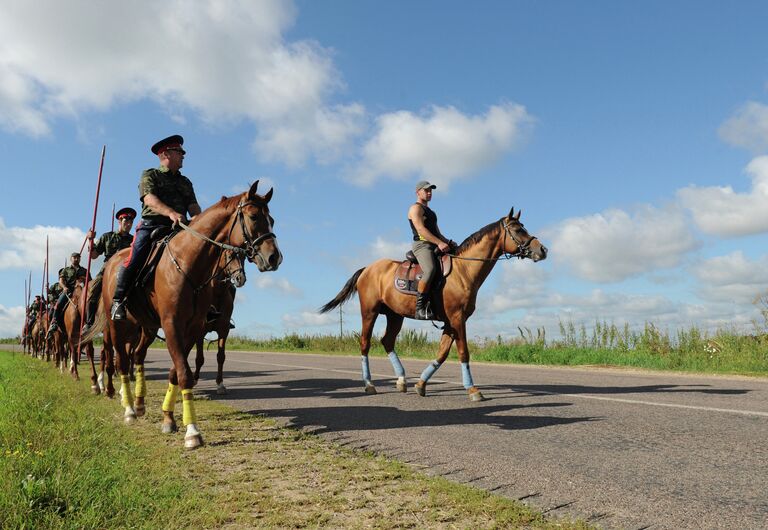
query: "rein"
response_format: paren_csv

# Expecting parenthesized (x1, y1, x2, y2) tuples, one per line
(447, 220, 538, 262)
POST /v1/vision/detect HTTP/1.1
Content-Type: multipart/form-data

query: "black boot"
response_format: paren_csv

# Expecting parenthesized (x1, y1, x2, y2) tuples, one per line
(83, 297, 98, 333)
(111, 266, 130, 321)
(415, 292, 434, 320)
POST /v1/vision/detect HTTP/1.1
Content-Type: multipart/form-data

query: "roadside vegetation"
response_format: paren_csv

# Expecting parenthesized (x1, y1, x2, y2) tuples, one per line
(0, 351, 590, 529)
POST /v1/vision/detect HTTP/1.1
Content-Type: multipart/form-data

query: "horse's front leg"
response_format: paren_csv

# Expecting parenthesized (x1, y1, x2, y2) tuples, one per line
(132, 331, 155, 418)
(454, 322, 485, 402)
(68, 332, 80, 381)
(193, 337, 204, 384)
(164, 323, 203, 450)
(86, 342, 100, 394)
(415, 326, 454, 397)
(216, 335, 227, 395)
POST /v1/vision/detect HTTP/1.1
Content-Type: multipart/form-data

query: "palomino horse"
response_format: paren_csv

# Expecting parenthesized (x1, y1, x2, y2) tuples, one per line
(85, 181, 280, 449)
(193, 252, 245, 395)
(61, 282, 98, 389)
(320, 208, 547, 401)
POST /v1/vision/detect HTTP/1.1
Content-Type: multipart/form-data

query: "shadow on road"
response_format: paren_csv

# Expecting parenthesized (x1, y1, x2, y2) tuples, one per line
(484, 383, 751, 397)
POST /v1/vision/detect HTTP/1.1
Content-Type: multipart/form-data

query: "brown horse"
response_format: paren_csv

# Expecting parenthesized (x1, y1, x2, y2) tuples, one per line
(61, 282, 98, 389)
(320, 208, 547, 401)
(193, 251, 244, 394)
(30, 312, 47, 359)
(85, 181, 280, 449)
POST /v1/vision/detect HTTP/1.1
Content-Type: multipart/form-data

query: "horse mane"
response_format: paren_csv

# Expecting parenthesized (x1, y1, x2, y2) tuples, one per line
(454, 219, 502, 256)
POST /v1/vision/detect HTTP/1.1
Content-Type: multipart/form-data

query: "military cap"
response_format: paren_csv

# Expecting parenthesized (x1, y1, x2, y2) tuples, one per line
(151, 134, 185, 155)
(70, 252, 81, 258)
(115, 207, 137, 220)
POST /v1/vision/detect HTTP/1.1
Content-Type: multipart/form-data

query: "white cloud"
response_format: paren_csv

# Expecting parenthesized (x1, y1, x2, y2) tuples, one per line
(252, 275, 301, 296)
(0, 1, 361, 166)
(677, 156, 768, 237)
(351, 102, 534, 187)
(0, 305, 25, 338)
(282, 310, 336, 329)
(718, 101, 768, 153)
(342, 236, 410, 271)
(0, 218, 88, 273)
(487, 259, 551, 311)
(544, 205, 699, 283)
(691, 251, 768, 304)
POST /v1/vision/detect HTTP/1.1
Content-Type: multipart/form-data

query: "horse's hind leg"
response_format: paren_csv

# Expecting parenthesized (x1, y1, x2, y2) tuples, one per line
(132, 330, 155, 417)
(193, 337, 204, 383)
(380, 312, 407, 392)
(415, 326, 455, 397)
(86, 342, 100, 395)
(359, 306, 380, 395)
(215, 334, 227, 395)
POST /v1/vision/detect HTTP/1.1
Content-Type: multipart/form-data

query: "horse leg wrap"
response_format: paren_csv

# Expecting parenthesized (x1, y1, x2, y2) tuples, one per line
(120, 375, 134, 408)
(388, 351, 406, 378)
(162, 383, 180, 412)
(182, 389, 197, 426)
(134, 365, 146, 397)
(361, 356, 372, 386)
(460, 362, 475, 389)
(420, 360, 443, 383)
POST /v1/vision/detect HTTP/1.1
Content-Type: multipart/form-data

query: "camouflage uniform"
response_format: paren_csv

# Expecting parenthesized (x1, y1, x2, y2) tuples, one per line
(47, 283, 62, 319)
(85, 230, 133, 326)
(28, 297, 42, 329)
(52, 265, 90, 329)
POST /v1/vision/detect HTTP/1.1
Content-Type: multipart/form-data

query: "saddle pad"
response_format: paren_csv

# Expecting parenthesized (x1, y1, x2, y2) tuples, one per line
(394, 254, 452, 295)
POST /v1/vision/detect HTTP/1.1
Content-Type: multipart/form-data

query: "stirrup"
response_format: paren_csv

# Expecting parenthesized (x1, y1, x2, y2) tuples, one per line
(111, 300, 126, 320)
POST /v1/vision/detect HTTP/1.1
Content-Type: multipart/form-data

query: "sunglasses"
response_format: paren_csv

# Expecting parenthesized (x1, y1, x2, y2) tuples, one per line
(166, 148, 186, 155)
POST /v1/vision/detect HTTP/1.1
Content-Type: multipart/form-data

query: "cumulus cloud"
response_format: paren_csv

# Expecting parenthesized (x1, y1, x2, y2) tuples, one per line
(282, 310, 336, 329)
(0, 0, 362, 166)
(351, 102, 534, 187)
(718, 101, 768, 153)
(678, 156, 768, 237)
(0, 305, 26, 338)
(252, 275, 301, 296)
(342, 236, 410, 271)
(487, 259, 551, 311)
(691, 251, 768, 304)
(544, 205, 699, 283)
(0, 218, 88, 272)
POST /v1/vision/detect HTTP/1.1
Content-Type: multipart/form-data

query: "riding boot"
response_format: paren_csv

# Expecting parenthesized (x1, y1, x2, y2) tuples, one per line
(415, 292, 434, 320)
(82, 296, 98, 333)
(111, 266, 130, 320)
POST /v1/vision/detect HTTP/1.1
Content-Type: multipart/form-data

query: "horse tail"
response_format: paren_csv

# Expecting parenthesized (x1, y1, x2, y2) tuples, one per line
(82, 305, 107, 344)
(319, 268, 365, 313)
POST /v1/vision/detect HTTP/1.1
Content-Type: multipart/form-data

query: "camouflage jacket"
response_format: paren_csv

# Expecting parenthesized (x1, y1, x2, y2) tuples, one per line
(59, 265, 89, 291)
(93, 231, 133, 261)
(48, 283, 62, 303)
(138, 166, 197, 224)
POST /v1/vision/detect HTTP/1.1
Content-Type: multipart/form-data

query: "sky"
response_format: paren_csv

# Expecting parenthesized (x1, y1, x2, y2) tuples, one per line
(3, 0, 768, 342)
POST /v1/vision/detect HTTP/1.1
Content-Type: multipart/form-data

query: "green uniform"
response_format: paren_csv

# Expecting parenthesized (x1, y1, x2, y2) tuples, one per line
(59, 265, 89, 292)
(138, 166, 197, 224)
(48, 283, 62, 305)
(93, 231, 134, 262)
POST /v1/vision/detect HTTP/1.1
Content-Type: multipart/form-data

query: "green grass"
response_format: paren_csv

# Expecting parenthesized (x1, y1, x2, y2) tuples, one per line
(188, 320, 768, 377)
(0, 351, 591, 529)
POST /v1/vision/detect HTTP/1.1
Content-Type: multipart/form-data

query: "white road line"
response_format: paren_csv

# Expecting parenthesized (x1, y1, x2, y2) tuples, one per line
(223, 355, 768, 419)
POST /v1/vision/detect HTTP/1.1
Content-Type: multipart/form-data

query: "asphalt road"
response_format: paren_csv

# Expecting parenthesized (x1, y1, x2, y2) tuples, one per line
(11, 345, 768, 529)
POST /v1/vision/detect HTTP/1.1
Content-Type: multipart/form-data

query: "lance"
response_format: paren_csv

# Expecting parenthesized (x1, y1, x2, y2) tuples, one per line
(111, 202, 115, 232)
(78, 146, 106, 356)
(23, 276, 28, 352)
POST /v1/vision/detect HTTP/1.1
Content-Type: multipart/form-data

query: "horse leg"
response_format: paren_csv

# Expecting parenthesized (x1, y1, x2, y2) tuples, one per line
(98, 346, 106, 394)
(132, 331, 154, 417)
(359, 307, 379, 395)
(193, 337, 204, 384)
(161, 367, 180, 434)
(454, 322, 485, 402)
(415, 326, 455, 397)
(216, 335, 227, 395)
(380, 313, 406, 392)
(113, 324, 137, 424)
(164, 325, 203, 449)
(86, 342, 100, 395)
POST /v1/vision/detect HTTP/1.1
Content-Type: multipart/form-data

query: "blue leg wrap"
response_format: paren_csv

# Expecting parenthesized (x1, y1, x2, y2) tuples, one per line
(461, 362, 475, 389)
(388, 351, 405, 378)
(361, 356, 372, 384)
(420, 360, 442, 382)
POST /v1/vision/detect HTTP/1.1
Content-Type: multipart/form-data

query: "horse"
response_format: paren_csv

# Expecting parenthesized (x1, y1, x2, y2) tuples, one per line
(60, 282, 98, 389)
(320, 208, 547, 401)
(30, 311, 49, 360)
(84, 181, 280, 449)
(193, 250, 245, 395)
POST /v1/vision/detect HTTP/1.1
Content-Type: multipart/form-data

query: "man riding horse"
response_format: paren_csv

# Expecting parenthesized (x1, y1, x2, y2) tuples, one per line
(82, 206, 136, 333)
(47, 253, 89, 336)
(407, 180, 456, 320)
(111, 134, 201, 320)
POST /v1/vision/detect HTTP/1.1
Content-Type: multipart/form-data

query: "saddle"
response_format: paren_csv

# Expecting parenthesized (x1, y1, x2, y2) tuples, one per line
(136, 226, 175, 288)
(394, 251, 452, 296)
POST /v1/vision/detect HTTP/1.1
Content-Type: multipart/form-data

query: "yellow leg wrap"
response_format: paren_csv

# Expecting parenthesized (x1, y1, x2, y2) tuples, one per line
(134, 365, 146, 398)
(120, 375, 134, 408)
(182, 389, 197, 426)
(162, 383, 180, 412)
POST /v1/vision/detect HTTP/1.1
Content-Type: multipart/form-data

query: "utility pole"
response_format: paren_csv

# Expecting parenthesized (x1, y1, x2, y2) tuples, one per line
(339, 306, 343, 338)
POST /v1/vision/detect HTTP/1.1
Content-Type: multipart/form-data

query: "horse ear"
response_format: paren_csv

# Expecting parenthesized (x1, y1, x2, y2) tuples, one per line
(264, 187, 273, 203)
(507, 207, 514, 219)
(248, 180, 260, 198)
(515, 209, 522, 220)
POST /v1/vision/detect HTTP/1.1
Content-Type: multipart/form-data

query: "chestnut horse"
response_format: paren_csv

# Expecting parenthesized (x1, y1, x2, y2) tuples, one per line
(85, 181, 280, 449)
(30, 312, 48, 359)
(61, 282, 98, 389)
(320, 208, 547, 401)
(193, 252, 244, 395)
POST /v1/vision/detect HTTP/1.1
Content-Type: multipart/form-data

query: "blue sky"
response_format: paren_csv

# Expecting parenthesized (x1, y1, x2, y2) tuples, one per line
(3, 1, 768, 340)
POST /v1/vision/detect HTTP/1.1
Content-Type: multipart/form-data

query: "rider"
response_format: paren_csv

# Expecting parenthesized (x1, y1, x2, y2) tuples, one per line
(407, 180, 456, 320)
(28, 295, 42, 330)
(82, 207, 136, 332)
(47, 281, 62, 320)
(47, 253, 90, 335)
(110, 134, 201, 320)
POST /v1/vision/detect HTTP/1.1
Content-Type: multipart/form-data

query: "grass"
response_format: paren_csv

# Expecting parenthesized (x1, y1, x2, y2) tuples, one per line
(0, 350, 591, 529)
(184, 319, 768, 377)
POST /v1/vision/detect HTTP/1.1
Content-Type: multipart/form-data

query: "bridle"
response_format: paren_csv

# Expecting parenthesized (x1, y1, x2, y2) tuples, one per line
(448, 219, 539, 262)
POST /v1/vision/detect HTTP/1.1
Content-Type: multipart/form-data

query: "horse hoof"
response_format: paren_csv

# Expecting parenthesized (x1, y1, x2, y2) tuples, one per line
(124, 414, 137, 425)
(396, 379, 407, 393)
(161, 421, 178, 434)
(184, 434, 204, 450)
(468, 390, 486, 402)
(91, 385, 101, 395)
(364, 384, 377, 395)
(415, 380, 426, 397)
(216, 384, 228, 395)
(135, 406, 146, 417)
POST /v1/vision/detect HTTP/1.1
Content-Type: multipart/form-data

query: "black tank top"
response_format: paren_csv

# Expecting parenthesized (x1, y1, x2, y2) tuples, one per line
(409, 204, 438, 242)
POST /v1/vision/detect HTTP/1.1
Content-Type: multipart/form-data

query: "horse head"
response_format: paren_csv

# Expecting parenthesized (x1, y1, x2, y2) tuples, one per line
(233, 180, 283, 272)
(222, 249, 247, 288)
(501, 207, 548, 262)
